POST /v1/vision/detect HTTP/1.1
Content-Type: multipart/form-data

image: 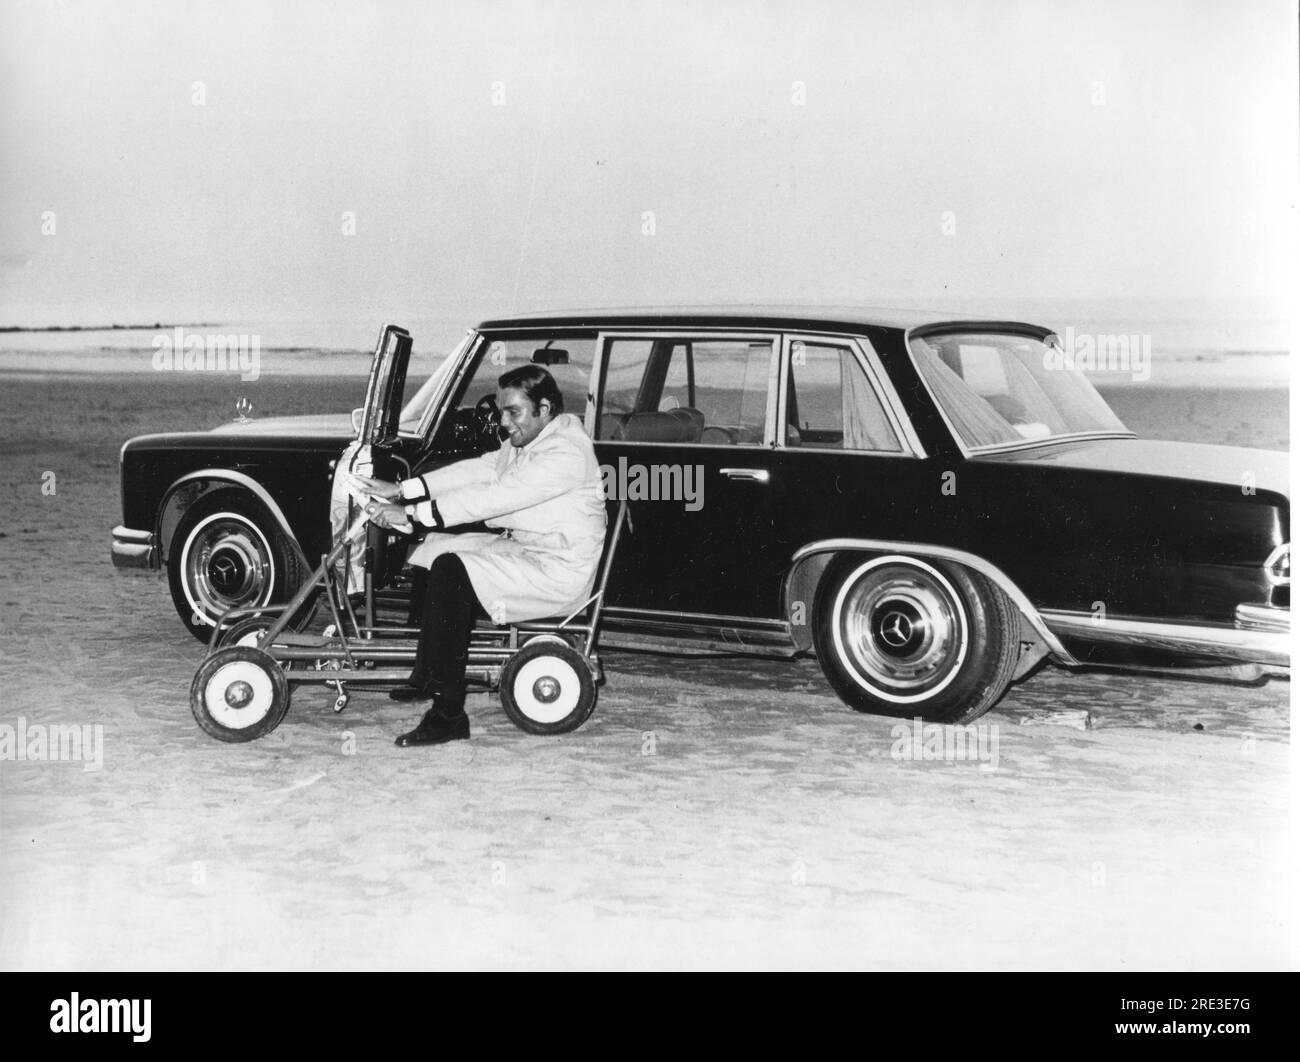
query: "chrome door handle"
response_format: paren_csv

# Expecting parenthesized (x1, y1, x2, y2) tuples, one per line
(720, 468, 769, 483)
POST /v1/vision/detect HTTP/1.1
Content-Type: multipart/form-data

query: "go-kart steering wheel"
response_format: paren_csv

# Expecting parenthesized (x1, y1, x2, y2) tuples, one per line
(474, 393, 503, 443)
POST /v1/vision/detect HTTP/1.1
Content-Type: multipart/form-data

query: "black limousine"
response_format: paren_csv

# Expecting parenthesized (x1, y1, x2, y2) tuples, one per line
(113, 308, 1290, 723)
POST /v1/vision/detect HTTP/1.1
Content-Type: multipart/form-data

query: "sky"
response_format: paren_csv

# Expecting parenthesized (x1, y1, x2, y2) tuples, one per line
(0, 0, 1296, 327)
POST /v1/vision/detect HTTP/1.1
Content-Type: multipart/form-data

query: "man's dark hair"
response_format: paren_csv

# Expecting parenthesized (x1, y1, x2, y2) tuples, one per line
(498, 364, 563, 415)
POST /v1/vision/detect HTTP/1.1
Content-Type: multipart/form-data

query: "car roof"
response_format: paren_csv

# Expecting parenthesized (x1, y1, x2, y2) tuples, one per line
(475, 305, 1047, 334)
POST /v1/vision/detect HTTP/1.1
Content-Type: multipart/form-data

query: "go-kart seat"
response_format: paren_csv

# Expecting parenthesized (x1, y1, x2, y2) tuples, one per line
(472, 497, 631, 638)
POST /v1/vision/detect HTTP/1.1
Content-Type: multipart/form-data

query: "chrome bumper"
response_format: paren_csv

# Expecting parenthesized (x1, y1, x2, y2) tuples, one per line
(1235, 602, 1291, 636)
(111, 525, 158, 570)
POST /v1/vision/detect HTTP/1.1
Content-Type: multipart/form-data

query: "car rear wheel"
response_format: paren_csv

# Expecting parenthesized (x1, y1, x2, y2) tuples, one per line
(812, 553, 1019, 724)
(168, 493, 313, 642)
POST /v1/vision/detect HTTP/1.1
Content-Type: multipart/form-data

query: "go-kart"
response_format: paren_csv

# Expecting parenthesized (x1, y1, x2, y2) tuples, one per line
(188, 324, 629, 743)
(189, 496, 628, 742)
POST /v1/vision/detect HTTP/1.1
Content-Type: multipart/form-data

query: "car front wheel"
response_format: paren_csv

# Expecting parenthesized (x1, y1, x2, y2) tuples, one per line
(168, 493, 312, 642)
(812, 553, 1019, 724)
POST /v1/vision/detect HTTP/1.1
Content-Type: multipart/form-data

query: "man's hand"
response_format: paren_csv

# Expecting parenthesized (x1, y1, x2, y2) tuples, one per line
(349, 475, 401, 502)
(364, 499, 414, 534)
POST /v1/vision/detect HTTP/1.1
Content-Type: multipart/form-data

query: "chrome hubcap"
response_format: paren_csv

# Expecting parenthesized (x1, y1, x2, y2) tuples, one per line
(833, 557, 968, 702)
(183, 514, 275, 625)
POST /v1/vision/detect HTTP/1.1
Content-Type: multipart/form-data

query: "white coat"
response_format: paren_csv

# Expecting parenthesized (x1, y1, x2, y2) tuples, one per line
(400, 413, 607, 624)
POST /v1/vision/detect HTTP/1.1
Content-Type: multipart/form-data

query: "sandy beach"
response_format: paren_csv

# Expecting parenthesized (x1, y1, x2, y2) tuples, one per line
(0, 370, 1290, 970)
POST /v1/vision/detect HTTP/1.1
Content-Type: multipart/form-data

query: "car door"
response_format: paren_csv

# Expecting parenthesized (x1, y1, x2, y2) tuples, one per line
(765, 332, 932, 616)
(327, 325, 411, 581)
(593, 330, 786, 621)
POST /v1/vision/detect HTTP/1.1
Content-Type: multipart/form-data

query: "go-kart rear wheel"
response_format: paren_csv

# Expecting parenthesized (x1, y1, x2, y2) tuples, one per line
(211, 613, 301, 663)
(214, 614, 276, 651)
(499, 640, 596, 735)
(191, 646, 290, 742)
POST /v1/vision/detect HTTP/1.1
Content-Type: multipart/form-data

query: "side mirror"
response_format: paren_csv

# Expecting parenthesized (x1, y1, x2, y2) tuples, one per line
(532, 348, 569, 366)
(351, 407, 365, 435)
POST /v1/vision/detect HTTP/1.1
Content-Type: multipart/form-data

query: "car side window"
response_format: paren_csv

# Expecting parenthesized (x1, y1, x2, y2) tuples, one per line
(452, 334, 595, 417)
(785, 341, 902, 452)
(597, 336, 773, 446)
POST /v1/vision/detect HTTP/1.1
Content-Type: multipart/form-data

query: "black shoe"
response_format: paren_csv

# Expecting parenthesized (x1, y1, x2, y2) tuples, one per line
(395, 705, 470, 747)
(388, 684, 432, 703)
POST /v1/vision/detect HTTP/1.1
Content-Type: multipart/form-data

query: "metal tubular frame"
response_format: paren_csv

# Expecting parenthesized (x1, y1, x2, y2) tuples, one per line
(207, 499, 631, 697)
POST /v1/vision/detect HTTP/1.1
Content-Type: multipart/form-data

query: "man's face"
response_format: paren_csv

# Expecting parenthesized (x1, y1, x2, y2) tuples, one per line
(498, 385, 552, 448)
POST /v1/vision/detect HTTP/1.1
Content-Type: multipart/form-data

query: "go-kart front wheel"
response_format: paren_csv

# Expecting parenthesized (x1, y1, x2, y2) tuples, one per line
(499, 640, 596, 735)
(191, 646, 290, 742)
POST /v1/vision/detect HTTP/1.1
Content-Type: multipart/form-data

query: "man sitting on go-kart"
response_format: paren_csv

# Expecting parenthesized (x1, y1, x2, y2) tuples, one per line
(357, 365, 606, 748)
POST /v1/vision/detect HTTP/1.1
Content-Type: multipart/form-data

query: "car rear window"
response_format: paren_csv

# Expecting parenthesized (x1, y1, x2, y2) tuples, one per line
(909, 331, 1129, 450)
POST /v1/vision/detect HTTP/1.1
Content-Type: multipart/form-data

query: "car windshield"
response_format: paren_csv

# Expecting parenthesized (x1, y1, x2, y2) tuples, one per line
(398, 331, 474, 433)
(908, 330, 1130, 450)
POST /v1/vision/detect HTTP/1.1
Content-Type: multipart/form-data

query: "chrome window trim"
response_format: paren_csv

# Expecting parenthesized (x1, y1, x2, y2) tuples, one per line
(902, 326, 1136, 458)
(763, 336, 781, 446)
(595, 440, 779, 452)
(591, 330, 780, 448)
(963, 430, 1138, 458)
(423, 330, 486, 442)
(855, 334, 928, 457)
(484, 323, 873, 339)
(584, 339, 601, 437)
(777, 332, 925, 458)
(423, 328, 601, 441)
(411, 329, 477, 439)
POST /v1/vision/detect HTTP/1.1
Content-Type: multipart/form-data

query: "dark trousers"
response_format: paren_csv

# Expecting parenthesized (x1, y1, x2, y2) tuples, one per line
(407, 554, 488, 706)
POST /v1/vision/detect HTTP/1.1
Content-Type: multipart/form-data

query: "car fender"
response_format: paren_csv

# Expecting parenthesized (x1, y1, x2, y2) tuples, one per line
(782, 537, 1077, 666)
(157, 468, 309, 567)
